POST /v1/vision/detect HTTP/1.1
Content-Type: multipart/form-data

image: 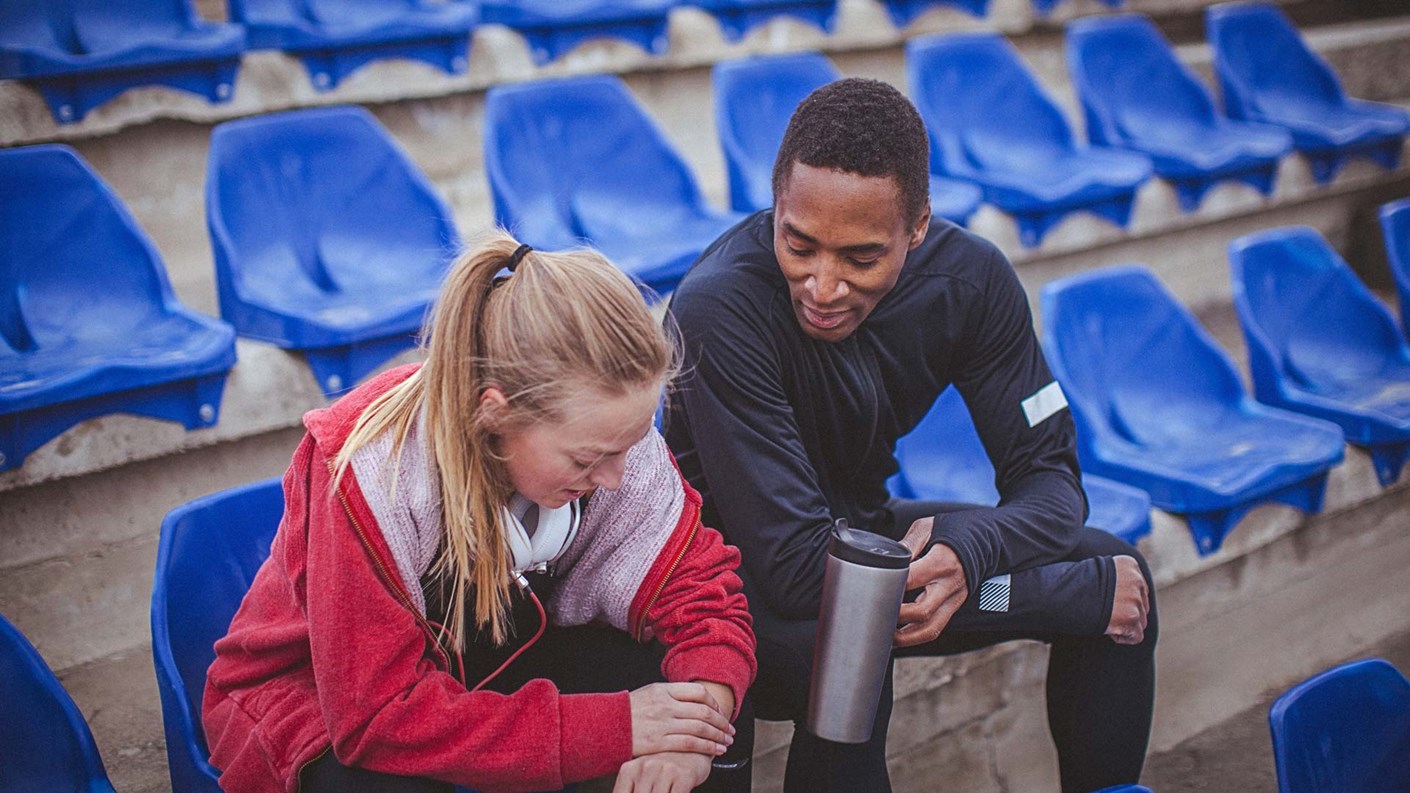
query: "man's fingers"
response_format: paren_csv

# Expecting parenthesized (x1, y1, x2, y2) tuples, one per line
(897, 584, 939, 626)
(901, 517, 934, 558)
(894, 588, 964, 648)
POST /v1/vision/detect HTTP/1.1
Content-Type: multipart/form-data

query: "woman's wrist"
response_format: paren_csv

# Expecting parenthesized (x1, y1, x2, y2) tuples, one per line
(694, 680, 736, 722)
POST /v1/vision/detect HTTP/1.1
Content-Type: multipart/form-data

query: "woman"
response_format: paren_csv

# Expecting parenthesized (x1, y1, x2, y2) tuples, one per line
(203, 233, 756, 793)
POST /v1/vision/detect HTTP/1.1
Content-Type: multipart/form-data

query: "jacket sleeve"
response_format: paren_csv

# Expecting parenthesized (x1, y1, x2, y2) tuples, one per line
(937, 246, 1089, 593)
(639, 493, 757, 720)
(669, 284, 843, 621)
(297, 437, 633, 791)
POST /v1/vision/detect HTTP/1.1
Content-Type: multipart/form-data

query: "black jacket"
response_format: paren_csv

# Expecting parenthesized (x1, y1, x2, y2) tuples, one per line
(666, 211, 1109, 629)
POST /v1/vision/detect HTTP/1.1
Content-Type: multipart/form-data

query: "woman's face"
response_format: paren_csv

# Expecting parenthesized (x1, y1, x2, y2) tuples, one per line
(485, 381, 661, 510)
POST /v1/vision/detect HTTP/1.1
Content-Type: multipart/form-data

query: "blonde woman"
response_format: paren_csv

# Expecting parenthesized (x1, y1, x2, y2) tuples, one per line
(203, 233, 756, 793)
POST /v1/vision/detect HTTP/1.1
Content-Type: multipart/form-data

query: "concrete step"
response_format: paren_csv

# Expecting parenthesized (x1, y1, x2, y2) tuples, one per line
(0, 424, 306, 671)
(1142, 627, 1410, 791)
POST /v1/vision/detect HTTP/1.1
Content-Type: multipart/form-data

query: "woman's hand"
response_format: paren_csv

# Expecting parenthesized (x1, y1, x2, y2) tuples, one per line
(612, 751, 712, 793)
(629, 682, 735, 758)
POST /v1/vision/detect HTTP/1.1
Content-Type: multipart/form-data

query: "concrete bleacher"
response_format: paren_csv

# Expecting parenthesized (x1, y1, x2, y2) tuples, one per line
(2, 0, 1409, 790)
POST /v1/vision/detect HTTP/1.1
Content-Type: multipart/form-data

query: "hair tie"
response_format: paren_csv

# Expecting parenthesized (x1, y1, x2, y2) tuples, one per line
(507, 244, 533, 272)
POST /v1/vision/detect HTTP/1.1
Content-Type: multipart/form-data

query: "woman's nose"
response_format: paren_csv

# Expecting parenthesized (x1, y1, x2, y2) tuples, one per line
(589, 454, 627, 491)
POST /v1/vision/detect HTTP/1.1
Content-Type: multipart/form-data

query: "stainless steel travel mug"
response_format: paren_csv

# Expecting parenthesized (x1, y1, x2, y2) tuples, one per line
(806, 519, 912, 744)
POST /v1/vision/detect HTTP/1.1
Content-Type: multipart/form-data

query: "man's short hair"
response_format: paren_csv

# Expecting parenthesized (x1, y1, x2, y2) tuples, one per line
(771, 77, 931, 222)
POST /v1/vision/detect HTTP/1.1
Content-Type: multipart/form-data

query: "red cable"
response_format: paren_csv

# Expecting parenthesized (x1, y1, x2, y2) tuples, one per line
(424, 616, 467, 687)
(470, 581, 548, 693)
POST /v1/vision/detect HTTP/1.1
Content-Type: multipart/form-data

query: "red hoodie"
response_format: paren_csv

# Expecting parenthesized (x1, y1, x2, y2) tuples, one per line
(203, 365, 756, 793)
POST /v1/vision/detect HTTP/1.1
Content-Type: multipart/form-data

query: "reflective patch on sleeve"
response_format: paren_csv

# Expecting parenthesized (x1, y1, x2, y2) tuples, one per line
(1021, 381, 1068, 428)
(977, 574, 1011, 612)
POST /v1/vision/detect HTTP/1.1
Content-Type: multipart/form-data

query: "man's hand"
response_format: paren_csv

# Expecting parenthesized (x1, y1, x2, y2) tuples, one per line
(894, 517, 969, 648)
(629, 683, 734, 758)
(1106, 555, 1149, 645)
(612, 751, 713, 793)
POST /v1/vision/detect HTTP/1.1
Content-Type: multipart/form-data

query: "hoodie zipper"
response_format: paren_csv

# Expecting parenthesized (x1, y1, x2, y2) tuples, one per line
(327, 460, 452, 671)
(634, 517, 700, 642)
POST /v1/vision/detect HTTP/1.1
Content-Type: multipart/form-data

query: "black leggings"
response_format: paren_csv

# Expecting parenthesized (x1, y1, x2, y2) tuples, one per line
(748, 500, 1158, 793)
(300, 624, 752, 793)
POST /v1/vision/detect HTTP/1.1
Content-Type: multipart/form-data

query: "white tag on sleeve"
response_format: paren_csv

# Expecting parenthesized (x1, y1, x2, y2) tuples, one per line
(1021, 381, 1068, 428)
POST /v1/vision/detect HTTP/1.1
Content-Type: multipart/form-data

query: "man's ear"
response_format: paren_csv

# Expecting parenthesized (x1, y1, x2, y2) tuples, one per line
(908, 205, 931, 250)
(479, 386, 510, 430)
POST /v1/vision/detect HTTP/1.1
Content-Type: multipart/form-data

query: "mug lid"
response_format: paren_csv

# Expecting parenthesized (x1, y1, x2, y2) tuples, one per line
(828, 520, 912, 570)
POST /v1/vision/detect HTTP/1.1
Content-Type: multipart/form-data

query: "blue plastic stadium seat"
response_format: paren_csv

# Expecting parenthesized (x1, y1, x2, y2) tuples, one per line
(479, 0, 674, 65)
(1, 612, 118, 793)
(1229, 227, 1410, 487)
(1207, 2, 1410, 185)
(152, 478, 282, 793)
(890, 386, 1153, 545)
(206, 106, 457, 397)
(880, 0, 988, 28)
(907, 33, 1152, 248)
(485, 75, 746, 296)
(1066, 14, 1292, 212)
(1093, 787, 1155, 793)
(1041, 265, 1345, 555)
(712, 52, 982, 225)
(0, 145, 236, 473)
(1269, 658, 1410, 793)
(1381, 198, 1410, 340)
(0, 0, 243, 124)
(230, 0, 475, 91)
(689, 0, 838, 42)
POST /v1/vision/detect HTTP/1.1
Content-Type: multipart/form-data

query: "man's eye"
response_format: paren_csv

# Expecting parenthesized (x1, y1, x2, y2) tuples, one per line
(572, 458, 594, 470)
(850, 258, 880, 268)
(787, 245, 813, 257)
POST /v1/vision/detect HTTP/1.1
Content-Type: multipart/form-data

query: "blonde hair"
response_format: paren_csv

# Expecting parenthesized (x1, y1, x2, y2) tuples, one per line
(334, 231, 677, 650)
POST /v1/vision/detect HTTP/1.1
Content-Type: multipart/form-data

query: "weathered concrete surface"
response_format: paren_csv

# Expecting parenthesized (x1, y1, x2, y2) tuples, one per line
(0, 426, 305, 671)
(59, 644, 169, 793)
(1142, 627, 1410, 792)
(1016, 166, 1410, 317)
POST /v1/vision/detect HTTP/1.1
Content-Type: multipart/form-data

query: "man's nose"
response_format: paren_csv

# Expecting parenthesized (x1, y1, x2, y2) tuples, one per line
(806, 262, 850, 303)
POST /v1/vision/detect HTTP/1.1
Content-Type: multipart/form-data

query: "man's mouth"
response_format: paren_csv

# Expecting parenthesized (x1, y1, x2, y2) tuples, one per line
(802, 304, 847, 330)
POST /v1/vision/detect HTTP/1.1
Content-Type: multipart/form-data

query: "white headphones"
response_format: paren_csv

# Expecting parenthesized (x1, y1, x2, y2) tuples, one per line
(502, 494, 581, 576)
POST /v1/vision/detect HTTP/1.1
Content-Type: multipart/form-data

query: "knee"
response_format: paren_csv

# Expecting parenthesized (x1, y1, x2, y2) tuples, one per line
(1106, 539, 1159, 649)
(1124, 546, 1159, 649)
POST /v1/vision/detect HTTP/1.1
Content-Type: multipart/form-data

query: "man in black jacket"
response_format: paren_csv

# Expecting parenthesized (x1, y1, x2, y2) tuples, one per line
(665, 78, 1155, 792)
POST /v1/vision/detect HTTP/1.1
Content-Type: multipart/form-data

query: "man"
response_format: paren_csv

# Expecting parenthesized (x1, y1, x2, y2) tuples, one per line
(665, 78, 1155, 792)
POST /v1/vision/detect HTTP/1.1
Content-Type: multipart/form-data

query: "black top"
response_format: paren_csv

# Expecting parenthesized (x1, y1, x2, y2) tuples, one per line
(665, 211, 1088, 621)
